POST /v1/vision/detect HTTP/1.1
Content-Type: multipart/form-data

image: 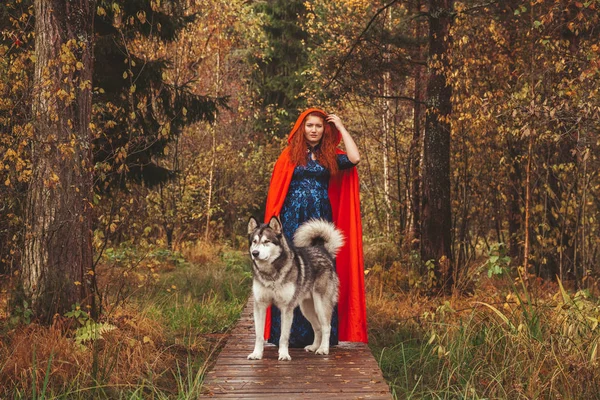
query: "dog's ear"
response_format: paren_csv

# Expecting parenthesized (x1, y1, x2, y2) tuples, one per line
(268, 216, 282, 234)
(248, 217, 258, 235)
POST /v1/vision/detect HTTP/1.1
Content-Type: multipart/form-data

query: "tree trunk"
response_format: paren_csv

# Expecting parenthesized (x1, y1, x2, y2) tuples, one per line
(408, 0, 426, 250)
(523, 133, 533, 277)
(499, 0, 524, 266)
(421, 0, 453, 290)
(506, 136, 524, 265)
(205, 40, 222, 240)
(379, 7, 393, 238)
(381, 98, 392, 237)
(205, 126, 216, 240)
(23, 0, 95, 323)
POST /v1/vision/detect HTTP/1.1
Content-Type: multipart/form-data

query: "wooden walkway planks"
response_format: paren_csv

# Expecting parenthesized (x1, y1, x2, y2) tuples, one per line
(203, 297, 392, 399)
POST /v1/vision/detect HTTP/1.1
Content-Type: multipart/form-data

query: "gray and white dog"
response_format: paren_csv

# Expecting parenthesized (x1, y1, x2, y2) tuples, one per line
(247, 216, 343, 361)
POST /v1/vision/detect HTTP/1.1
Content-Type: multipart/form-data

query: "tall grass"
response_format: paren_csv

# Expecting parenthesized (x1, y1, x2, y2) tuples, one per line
(367, 277, 600, 399)
(0, 243, 252, 399)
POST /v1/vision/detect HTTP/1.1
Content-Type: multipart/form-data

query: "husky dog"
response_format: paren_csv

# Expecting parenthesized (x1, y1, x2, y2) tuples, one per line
(246, 216, 343, 361)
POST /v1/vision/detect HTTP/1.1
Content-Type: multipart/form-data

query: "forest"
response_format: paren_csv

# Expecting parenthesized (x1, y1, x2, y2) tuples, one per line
(1, 0, 600, 398)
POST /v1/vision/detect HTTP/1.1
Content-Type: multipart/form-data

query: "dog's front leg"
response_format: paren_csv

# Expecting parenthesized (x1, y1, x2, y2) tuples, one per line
(248, 301, 267, 360)
(278, 307, 294, 361)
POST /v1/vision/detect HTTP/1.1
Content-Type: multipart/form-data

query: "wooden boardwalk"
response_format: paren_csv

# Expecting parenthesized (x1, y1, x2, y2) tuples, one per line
(202, 297, 392, 399)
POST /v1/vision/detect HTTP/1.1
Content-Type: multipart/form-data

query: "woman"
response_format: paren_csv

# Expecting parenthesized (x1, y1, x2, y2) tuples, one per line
(263, 107, 368, 347)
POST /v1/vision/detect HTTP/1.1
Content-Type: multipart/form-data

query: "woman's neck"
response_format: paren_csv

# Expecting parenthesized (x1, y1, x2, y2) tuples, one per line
(306, 143, 320, 160)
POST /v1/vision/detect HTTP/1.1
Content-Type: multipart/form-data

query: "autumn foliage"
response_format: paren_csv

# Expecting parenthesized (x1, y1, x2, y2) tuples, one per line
(1, 0, 600, 397)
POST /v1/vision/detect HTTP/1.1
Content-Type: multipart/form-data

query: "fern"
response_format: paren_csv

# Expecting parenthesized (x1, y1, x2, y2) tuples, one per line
(74, 320, 117, 347)
(65, 304, 117, 348)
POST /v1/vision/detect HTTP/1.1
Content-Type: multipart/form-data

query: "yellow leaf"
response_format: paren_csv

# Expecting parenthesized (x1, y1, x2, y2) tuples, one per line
(437, 345, 446, 358)
(428, 333, 436, 345)
(74, 281, 81, 286)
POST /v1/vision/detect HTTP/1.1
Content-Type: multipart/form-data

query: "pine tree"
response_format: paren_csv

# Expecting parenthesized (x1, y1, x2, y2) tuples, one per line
(251, 0, 308, 136)
(93, 0, 224, 189)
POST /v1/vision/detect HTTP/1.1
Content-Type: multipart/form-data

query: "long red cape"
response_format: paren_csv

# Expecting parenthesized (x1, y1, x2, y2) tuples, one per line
(263, 108, 368, 343)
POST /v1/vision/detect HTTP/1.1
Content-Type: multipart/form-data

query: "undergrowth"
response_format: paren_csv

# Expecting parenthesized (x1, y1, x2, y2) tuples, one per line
(0, 242, 252, 399)
(367, 255, 600, 399)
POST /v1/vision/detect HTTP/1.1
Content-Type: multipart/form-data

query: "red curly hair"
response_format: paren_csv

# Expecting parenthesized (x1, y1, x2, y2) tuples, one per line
(288, 111, 339, 175)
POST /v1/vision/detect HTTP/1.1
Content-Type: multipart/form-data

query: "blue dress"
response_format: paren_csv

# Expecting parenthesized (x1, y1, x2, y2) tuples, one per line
(269, 148, 356, 348)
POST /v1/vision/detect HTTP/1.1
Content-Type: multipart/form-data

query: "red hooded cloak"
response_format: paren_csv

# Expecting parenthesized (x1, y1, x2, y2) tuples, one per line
(263, 108, 368, 343)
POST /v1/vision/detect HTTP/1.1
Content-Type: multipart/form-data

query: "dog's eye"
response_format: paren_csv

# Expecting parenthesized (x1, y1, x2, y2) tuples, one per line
(252, 238, 258, 244)
(263, 240, 270, 244)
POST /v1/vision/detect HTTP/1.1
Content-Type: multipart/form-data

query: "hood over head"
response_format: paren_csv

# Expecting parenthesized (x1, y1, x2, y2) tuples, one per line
(287, 108, 341, 145)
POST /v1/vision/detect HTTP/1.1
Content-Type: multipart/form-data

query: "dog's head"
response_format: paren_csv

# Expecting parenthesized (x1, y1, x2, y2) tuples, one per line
(247, 216, 283, 263)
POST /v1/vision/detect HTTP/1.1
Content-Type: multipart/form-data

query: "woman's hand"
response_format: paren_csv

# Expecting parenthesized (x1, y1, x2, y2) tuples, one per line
(326, 114, 345, 131)
(327, 113, 360, 164)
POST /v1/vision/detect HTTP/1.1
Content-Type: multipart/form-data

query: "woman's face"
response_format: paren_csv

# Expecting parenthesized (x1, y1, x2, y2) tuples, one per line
(304, 115, 325, 147)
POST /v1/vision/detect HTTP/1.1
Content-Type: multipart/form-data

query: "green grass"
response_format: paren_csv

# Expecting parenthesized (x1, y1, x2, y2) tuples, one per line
(0, 245, 252, 399)
(143, 250, 252, 335)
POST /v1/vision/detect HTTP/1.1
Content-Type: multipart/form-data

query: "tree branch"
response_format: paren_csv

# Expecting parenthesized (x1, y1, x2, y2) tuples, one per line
(373, 94, 427, 105)
(325, 0, 401, 89)
(456, 0, 501, 16)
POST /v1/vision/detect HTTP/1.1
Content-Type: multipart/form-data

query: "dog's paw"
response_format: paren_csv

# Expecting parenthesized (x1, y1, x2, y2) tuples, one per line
(315, 347, 329, 355)
(278, 351, 292, 361)
(247, 352, 263, 360)
(304, 344, 318, 352)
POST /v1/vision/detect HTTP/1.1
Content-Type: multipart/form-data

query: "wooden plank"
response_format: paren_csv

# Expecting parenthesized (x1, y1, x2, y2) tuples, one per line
(203, 394, 391, 399)
(202, 297, 391, 398)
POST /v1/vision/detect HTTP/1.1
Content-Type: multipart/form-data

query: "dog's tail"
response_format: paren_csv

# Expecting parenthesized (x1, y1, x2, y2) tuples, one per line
(293, 219, 345, 257)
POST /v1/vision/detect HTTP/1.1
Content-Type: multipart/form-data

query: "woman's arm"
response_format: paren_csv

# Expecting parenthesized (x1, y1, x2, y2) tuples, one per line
(327, 114, 360, 164)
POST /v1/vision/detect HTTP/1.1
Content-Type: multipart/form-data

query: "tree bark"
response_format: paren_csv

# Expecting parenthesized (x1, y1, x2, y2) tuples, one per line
(381, 7, 393, 238)
(408, 0, 426, 251)
(23, 0, 95, 323)
(498, 0, 524, 266)
(506, 136, 524, 264)
(421, 0, 453, 290)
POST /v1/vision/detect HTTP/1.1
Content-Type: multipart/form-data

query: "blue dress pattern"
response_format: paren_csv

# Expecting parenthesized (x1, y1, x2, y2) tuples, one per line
(269, 149, 356, 348)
